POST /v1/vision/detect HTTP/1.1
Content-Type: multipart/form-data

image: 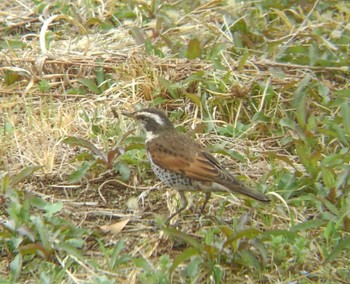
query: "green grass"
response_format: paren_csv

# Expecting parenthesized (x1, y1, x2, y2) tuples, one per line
(1, 0, 350, 283)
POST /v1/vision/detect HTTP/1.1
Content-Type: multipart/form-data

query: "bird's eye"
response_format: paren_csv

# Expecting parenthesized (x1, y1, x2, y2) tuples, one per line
(137, 115, 149, 123)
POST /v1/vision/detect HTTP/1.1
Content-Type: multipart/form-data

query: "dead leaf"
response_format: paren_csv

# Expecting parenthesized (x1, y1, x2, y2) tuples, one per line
(100, 218, 130, 235)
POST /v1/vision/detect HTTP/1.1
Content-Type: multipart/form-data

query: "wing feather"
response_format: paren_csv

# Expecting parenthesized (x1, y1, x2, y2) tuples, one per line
(146, 133, 270, 202)
(146, 134, 225, 182)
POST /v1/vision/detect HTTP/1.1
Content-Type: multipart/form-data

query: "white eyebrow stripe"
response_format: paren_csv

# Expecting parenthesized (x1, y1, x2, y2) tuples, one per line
(137, 111, 165, 126)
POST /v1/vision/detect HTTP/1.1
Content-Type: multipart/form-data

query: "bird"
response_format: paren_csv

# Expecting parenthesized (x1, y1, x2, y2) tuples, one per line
(123, 108, 270, 222)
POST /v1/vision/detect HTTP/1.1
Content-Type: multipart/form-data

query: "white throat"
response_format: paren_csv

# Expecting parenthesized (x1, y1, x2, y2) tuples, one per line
(145, 131, 159, 142)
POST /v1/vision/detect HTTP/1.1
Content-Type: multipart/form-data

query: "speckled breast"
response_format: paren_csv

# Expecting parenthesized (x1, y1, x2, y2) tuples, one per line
(148, 158, 194, 189)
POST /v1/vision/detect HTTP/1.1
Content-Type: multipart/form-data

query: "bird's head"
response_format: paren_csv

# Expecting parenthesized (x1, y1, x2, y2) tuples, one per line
(123, 108, 175, 140)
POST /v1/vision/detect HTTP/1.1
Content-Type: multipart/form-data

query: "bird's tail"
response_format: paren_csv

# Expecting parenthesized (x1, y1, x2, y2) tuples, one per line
(219, 178, 270, 202)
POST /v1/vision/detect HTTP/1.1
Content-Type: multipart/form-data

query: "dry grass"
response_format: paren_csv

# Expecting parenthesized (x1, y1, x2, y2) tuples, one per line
(1, 0, 350, 283)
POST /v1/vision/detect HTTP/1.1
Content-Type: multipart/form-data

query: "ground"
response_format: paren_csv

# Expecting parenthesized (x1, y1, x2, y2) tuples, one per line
(1, 0, 350, 283)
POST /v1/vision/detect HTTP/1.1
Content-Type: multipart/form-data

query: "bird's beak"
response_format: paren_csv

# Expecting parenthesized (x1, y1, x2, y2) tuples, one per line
(121, 110, 135, 118)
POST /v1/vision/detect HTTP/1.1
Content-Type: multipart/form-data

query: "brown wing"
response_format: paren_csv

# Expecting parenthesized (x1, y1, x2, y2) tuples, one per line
(147, 132, 270, 202)
(146, 133, 228, 182)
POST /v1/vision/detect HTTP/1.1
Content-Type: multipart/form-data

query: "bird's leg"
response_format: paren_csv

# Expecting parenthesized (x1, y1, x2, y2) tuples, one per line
(166, 191, 188, 224)
(199, 192, 211, 215)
